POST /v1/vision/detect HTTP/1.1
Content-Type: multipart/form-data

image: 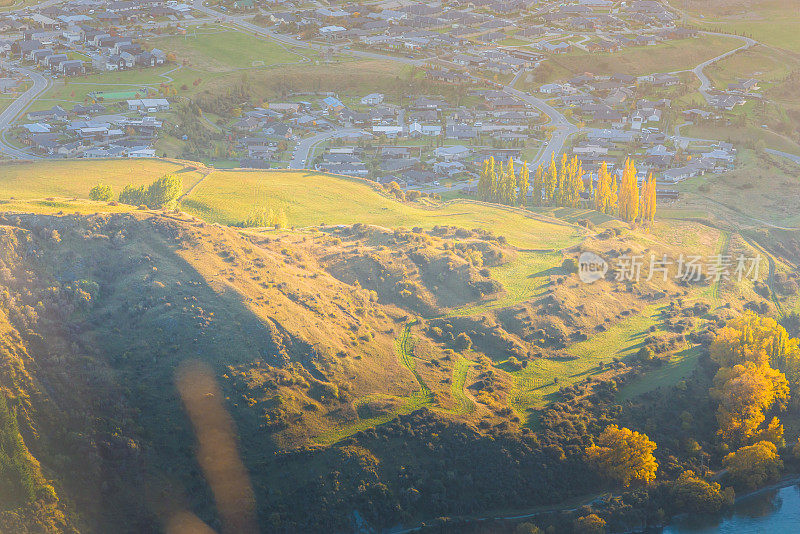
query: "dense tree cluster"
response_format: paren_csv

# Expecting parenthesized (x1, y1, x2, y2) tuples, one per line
(710, 313, 799, 446)
(476, 156, 530, 206)
(477, 155, 657, 223)
(88, 183, 114, 202)
(244, 206, 289, 229)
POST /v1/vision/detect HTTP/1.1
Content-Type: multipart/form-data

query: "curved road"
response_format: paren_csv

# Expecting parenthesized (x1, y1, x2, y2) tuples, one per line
(289, 127, 367, 169)
(0, 65, 50, 159)
(693, 32, 756, 102)
(504, 70, 578, 169)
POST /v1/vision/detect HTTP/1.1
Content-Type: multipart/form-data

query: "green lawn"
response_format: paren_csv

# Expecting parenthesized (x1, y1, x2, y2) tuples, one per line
(616, 345, 702, 402)
(25, 66, 177, 112)
(450, 251, 564, 316)
(182, 169, 583, 250)
(451, 357, 475, 414)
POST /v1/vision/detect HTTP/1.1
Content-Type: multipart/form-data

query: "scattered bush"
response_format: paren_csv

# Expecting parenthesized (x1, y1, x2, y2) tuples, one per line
(89, 183, 114, 202)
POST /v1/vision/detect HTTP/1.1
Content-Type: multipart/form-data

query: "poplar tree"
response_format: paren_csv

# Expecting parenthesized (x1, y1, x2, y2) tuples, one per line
(546, 154, 557, 205)
(503, 157, 517, 205)
(533, 165, 543, 206)
(477, 158, 492, 201)
(517, 161, 530, 206)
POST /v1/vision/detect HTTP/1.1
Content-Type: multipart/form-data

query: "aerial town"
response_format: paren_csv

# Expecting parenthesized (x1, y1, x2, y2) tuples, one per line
(3, 2, 800, 533)
(0, 0, 763, 195)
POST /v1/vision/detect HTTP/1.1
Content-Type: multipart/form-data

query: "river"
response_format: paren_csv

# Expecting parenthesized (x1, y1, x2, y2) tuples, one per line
(662, 482, 800, 533)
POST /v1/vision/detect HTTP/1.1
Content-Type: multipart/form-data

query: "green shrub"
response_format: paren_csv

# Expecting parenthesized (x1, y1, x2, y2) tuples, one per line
(454, 332, 472, 352)
(562, 257, 579, 274)
(119, 173, 183, 209)
(89, 183, 113, 202)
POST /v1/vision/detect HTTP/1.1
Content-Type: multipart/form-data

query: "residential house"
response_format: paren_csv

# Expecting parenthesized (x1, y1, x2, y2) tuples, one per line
(360, 93, 384, 106)
(126, 98, 169, 112)
(434, 145, 470, 161)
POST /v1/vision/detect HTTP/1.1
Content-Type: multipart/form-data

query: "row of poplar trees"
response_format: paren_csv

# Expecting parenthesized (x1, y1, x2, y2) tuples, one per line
(477, 154, 657, 223)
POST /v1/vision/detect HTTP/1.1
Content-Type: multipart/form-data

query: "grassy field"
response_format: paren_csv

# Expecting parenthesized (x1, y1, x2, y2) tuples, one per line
(616, 345, 702, 402)
(706, 45, 798, 88)
(25, 66, 178, 113)
(666, 0, 800, 52)
(150, 27, 304, 71)
(0, 159, 581, 254)
(0, 160, 205, 199)
(26, 27, 308, 114)
(183, 169, 583, 250)
(550, 34, 742, 76)
(450, 251, 565, 316)
(511, 304, 664, 417)
(675, 153, 800, 227)
(682, 123, 800, 156)
(451, 357, 476, 414)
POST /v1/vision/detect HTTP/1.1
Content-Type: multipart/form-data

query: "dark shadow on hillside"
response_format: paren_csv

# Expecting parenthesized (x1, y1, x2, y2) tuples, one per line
(11, 213, 319, 532)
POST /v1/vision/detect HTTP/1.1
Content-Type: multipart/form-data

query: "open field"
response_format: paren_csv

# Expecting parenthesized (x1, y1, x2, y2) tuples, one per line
(450, 250, 565, 316)
(549, 34, 742, 76)
(675, 153, 800, 227)
(150, 27, 304, 71)
(682, 123, 800, 156)
(705, 45, 799, 88)
(616, 345, 702, 401)
(667, 0, 800, 52)
(0, 160, 205, 199)
(182, 169, 583, 250)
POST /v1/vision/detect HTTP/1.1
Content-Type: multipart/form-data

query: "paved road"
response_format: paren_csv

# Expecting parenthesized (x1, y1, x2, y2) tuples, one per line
(766, 148, 800, 165)
(693, 32, 756, 102)
(0, 64, 50, 159)
(288, 127, 367, 169)
(504, 70, 578, 169)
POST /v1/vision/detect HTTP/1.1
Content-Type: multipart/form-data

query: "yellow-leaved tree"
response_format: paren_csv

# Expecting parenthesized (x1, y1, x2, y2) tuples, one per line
(711, 312, 800, 380)
(709, 312, 800, 446)
(711, 361, 789, 443)
(723, 441, 783, 489)
(586, 425, 658, 487)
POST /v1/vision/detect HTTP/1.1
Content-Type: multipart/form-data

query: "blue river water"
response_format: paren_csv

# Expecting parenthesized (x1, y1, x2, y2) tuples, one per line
(662, 482, 800, 533)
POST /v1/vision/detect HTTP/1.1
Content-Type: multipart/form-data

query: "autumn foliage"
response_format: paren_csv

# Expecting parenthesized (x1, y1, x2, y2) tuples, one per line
(586, 424, 658, 487)
(710, 313, 800, 446)
(480, 155, 656, 223)
(723, 441, 783, 490)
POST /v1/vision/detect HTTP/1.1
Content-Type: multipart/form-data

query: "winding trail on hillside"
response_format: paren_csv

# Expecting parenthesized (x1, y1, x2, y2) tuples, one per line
(739, 233, 787, 319)
(396, 322, 432, 400)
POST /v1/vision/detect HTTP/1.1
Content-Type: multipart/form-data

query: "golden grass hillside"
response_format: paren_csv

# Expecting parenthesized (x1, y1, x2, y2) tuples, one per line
(182, 168, 583, 250)
(0, 161, 583, 251)
(0, 159, 206, 199)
